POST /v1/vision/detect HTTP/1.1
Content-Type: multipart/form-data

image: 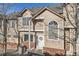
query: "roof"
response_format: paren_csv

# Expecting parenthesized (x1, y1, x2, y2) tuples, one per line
(32, 7, 64, 19)
(0, 6, 64, 20)
(19, 6, 63, 16)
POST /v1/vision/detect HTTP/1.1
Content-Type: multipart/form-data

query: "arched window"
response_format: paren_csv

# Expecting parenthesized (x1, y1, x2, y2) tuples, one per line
(48, 21, 58, 39)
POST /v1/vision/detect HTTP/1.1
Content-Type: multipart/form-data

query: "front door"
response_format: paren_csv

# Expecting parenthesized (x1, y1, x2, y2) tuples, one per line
(37, 35, 44, 49)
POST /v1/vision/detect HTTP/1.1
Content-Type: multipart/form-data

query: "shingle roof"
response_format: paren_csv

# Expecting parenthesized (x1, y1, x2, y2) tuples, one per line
(28, 6, 63, 15)
(0, 6, 63, 20)
(32, 7, 64, 19)
(28, 7, 44, 15)
(19, 6, 63, 16)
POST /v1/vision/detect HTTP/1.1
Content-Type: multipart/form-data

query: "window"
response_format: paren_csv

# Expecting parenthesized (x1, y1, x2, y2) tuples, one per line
(22, 17, 31, 26)
(24, 34, 33, 41)
(0, 20, 2, 28)
(9, 20, 15, 28)
(8, 21, 11, 27)
(48, 21, 58, 39)
(12, 20, 15, 28)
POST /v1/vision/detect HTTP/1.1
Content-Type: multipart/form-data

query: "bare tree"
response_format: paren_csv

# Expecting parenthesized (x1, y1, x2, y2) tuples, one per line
(63, 3, 79, 56)
(0, 3, 16, 55)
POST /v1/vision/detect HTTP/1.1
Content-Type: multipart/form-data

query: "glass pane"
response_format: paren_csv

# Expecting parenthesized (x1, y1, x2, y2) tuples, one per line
(24, 34, 28, 41)
(23, 17, 26, 26)
(12, 20, 15, 28)
(48, 21, 58, 39)
(24, 34, 33, 41)
(22, 17, 31, 26)
(0, 20, 2, 28)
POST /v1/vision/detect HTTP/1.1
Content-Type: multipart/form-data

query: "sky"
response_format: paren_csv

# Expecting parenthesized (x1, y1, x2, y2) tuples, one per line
(7, 3, 60, 14)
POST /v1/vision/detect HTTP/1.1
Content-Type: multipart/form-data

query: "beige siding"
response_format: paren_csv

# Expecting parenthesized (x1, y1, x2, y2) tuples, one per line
(35, 21, 44, 31)
(23, 10, 32, 17)
(35, 10, 64, 49)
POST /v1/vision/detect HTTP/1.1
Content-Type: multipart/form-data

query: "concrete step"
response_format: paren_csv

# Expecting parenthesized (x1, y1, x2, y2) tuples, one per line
(30, 49, 44, 55)
(35, 49, 43, 54)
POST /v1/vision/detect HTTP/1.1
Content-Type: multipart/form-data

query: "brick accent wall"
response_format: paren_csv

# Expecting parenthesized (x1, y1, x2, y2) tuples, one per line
(0, 42, 35, 49)
(43, 47, 65, 56)
(7, 42, 18, 49)
(23, 41, 35, 49)
(0, 43, 3, 49)
(0, 42, 18, 49)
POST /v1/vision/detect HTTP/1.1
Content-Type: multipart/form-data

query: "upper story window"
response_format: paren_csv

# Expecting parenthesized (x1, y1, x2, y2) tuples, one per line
(12, 20, 15, 28)
(48, 21, 58, 39)
(9, 20, 15, 28)
(0, 20, 2, 28)
(22, 17, 31, 26)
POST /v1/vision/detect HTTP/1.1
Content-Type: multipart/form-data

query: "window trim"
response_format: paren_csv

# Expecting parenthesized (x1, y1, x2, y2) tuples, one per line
(48, 21, 59, 41)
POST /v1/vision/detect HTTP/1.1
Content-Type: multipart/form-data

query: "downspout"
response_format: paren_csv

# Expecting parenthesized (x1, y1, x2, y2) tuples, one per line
(29, 18, 31, 50)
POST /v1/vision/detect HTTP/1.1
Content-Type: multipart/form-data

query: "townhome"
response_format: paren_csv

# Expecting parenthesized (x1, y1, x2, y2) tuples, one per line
(0, 4, 79, 56)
